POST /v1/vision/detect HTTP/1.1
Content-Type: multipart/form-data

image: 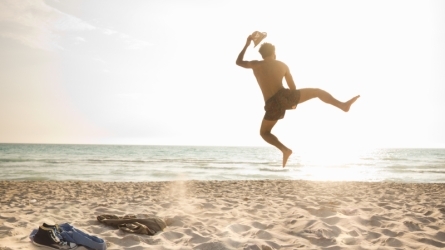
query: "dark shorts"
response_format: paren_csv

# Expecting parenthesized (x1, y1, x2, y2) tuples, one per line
(264, 88, 301, 121)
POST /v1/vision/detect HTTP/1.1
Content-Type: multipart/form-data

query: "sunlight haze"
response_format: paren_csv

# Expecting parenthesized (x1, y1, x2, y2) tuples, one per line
(0, 0, 444, 148)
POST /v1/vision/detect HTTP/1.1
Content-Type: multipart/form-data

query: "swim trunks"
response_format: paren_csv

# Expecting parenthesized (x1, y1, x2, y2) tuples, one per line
(264, 88, 301, 121)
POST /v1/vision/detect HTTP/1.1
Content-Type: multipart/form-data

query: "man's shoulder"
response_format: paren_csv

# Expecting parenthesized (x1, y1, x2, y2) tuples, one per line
(252, 60, 284, 65)
(275, 60, 288, 66)
(251, 60, 288, 69)
(248, 60, 264, 68)
(276, 60, 289, 70)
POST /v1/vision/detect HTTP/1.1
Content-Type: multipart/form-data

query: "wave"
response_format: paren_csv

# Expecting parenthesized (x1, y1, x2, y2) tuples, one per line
(0, 158, 74, 164)
(0, 158, 32, 163)
(259, 167, 290, 172)
(385, 166, 445, 174)
(382, 157, 408, 161)
(0, 157, 276, 165)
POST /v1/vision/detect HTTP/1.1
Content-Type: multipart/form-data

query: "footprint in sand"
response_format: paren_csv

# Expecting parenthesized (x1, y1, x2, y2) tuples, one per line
(227, 223, 251, 234)
(255, 229, 273, 240)
(341, 237, 356, 245)
(403, 220, 422, 231)
(384, 237, 403, 247)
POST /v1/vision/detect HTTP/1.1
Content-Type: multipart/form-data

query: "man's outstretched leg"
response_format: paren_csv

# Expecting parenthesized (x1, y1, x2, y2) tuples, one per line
(260, 119, 292, 168)
(298, 88, 360, 111)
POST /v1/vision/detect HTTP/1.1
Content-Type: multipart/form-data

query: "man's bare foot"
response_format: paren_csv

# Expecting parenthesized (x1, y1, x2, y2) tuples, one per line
(342, 95, 360, 112)
(282, 148, 292, 168)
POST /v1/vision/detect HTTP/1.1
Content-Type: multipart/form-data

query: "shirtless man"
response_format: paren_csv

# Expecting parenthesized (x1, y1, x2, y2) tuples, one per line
(236, 35, 360, 167)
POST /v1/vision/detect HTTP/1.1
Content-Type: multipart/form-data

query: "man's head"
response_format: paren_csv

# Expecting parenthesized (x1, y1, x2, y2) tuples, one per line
(259, 43, 275, 59)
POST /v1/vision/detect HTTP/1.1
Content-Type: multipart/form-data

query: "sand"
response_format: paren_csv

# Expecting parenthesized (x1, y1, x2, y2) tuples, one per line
(1, 180, 445, 250)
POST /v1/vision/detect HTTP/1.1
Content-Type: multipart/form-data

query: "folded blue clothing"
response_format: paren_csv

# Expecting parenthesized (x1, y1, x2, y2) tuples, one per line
(30, 223, 106, 250)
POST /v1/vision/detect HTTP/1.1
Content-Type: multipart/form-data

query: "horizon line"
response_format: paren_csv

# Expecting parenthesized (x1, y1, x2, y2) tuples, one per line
(1, 142, 444, 149)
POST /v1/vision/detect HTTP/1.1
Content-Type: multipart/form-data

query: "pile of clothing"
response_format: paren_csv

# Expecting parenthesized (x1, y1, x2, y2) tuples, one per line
(29, 223, 106, 250)
(29, 214, 166, 249)
(96, 214, 166, 235)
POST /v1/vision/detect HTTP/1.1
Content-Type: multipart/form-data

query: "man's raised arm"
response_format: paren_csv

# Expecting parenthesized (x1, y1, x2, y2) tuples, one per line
(236, 35, 253, 68)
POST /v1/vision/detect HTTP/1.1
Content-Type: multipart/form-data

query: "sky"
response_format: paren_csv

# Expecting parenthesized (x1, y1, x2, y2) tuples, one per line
(0, 0, 444, 148)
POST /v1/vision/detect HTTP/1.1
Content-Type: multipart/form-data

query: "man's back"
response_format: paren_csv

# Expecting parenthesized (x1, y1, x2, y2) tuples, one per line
(251, 59, 292, 101)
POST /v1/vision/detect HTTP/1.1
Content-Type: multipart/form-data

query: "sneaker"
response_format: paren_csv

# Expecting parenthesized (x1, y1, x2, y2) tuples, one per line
(42, 223, 58, 229)
(42, 222, 62, 236)
(32, 226, 77, 249)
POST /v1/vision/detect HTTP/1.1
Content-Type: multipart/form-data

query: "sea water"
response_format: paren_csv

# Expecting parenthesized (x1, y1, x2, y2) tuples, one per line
(0, 144, 444, 183)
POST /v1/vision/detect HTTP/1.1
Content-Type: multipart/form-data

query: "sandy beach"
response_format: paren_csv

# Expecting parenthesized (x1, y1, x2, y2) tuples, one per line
(1, 180, 445, 249)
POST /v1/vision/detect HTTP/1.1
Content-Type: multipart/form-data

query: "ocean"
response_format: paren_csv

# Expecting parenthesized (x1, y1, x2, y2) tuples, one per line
(1, 144, 444, 183)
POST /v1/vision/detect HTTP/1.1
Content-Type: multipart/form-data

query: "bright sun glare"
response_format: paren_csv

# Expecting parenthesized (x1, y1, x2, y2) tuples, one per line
(293, 145, 374, 181)
(0, 0, 444, 147)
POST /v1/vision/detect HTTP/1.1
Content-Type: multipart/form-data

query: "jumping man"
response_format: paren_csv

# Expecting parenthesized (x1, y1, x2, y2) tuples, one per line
(236, 35, 360, 167)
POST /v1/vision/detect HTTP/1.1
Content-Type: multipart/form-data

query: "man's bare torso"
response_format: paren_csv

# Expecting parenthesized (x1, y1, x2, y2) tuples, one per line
(251, 59, 290, 101)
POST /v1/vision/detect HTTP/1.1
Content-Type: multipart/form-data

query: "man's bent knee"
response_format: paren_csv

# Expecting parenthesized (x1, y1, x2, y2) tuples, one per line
(260, 119, 278, 139)
(260, 130, 271, 139)
(260, 130, 269, 137)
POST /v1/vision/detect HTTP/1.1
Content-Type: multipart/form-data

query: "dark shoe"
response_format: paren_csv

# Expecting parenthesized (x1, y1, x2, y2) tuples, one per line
(42, 223, 61, 234)
(32, 226, 77, 249)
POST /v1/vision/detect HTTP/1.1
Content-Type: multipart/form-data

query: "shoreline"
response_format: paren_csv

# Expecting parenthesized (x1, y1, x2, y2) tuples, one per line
(1, 180, 445, 249)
